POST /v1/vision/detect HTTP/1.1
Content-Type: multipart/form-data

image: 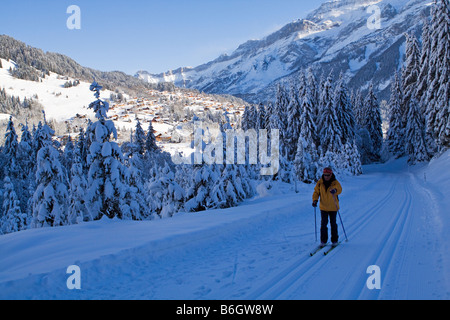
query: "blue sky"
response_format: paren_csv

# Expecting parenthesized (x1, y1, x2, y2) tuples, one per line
(0, 0, 327, 75)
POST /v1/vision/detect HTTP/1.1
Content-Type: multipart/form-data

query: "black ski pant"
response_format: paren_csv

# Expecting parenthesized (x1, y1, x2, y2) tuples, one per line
(321, 211, 339, 244)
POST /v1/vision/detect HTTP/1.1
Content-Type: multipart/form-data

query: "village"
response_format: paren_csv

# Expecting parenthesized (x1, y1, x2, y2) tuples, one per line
(106, 87, 247, 150)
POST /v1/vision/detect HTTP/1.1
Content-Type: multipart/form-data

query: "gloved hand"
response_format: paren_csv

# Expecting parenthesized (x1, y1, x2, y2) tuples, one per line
(312, 200, 318, 207)
(330, 189, 337, 195)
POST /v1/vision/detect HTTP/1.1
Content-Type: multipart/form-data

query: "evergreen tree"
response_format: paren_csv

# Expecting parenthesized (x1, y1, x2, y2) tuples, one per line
(184, 163, 221, 212)
(134, 119, 146, 156)
(386, 72, 406, 157)
(337, 141, 363, 176)
(241, 106, 251, 131)
(417, 18, 432, 112)
(76, 127, 89, 175)
(333, 73, 356, 145)
(402, 32, 420, 111)
(3, 116, 20, 179)
(85, 81, 126, 220)
(1, 176, 26, 234)
(405, 95, 430, 164)
(146, 162, 184, 218)
(248, 105, 258, 130)
(145, 121, 159, 154)
(18, 122, 33, 177)
(294, 135, 319, 184)
(256, 103, 266, 130)
(363, 84, 383, 160)
(306, 67, 319, 121)
(63, 136, 74, 180)
(434, 0, 450, 147)
(32, 123, 68, 228)
(274, 84, 289, 156)
(121, 154, 150, 221)
(425, 0, 450, 150)
(68, 146, 90, 224)
(286, 77, 302, 161)
(319, 73, 342, 155)
(17, 122, 34, 214)
(353, 89, 365, 129)
(264, 102, 274, 131)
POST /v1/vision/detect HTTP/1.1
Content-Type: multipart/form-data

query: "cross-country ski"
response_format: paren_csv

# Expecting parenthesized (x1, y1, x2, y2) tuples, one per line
(324, 243, 341, 256)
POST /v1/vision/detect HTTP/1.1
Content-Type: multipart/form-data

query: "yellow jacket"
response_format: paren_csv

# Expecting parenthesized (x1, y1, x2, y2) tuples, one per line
(312, 178, 343, 212)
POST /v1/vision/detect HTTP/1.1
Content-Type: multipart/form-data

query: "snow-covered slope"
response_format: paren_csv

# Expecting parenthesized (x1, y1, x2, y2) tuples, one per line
(0, 58, 118, 122)
(1, 151, 448, 300)
(137, 0, 431, 102)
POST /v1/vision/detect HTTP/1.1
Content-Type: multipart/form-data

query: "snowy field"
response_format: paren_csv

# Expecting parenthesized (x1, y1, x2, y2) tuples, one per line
(0, 151, 449, 300)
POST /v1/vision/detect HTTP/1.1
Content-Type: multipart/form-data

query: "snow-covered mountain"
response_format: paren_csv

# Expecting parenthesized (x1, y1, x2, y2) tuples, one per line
(136, 0, 431, 102)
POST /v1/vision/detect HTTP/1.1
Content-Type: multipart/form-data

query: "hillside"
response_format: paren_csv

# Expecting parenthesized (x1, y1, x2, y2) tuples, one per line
(0, 56, 247, 150)
(0, 35, 160, 95)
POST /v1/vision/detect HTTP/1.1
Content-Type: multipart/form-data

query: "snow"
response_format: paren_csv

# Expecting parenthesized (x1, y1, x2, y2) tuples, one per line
(0, 151, 449, 300)
(0, 58, 118, 122)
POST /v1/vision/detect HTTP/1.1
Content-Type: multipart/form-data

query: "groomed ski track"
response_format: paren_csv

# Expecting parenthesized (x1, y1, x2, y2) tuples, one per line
(0, 158, 448, 300)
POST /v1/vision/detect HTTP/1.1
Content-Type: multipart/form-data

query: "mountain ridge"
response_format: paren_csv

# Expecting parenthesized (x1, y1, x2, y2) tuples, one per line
(136, 0, 430, 103)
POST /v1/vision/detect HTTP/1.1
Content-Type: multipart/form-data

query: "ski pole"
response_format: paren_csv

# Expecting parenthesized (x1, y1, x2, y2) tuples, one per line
(332, 194, 349, 242)
(314, 206, 317, 243)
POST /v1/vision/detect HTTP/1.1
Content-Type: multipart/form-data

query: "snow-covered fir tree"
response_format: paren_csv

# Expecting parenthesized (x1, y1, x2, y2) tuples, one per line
(184, 163, 222, 212)
(338, 141, 363, 176)
(362, 84, 383, 161)
(386, 72, 406, 157)
(145, 121, 159, 154)
(333, 73, 356, 146)
(146, 162, 184, 218)
(3, 116, 20, 180)
(67, 145, 90, 224)
(402, 32, 420, 116)
(85, 80, 128, 220)
(286, 77, 303, 161)
(215, 164, 254, 208)
(318, 73, 342, 155)
(426, 0, 450, 150)
(121, 155, 150, 221)
(274, 84, 289, 156)
(405, 94, 430, 164)
(264, 102, 274, 131)
(63, 136, 74, 180)
(133, 119, 146, 156)
(294, 74, 320, 183)
(306, 67, 319, 122)
(433, 0, 450, 148)
(1, 176, 26, 234)
(256, 103, 266, 130)
(352, 89, 365, 129)
(32, 121, 68, 228)
(417, 17, 432, 113)
(294, 136, 319, 184)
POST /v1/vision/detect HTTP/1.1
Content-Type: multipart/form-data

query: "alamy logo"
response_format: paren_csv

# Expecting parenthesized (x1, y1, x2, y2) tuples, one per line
(66, 5, 81, 30)
(172, 121, 280, 176)
(366, 265, 381, 290)
(367, 5, 381, 30)
(66, 265, 81, 290)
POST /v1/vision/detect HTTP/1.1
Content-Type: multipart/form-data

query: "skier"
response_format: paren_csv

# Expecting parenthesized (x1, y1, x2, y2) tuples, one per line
(312, 167, 342, 247)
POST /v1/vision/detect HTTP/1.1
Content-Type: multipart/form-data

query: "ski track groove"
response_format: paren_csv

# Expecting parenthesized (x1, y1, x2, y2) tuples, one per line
(351, 174, 413, 300)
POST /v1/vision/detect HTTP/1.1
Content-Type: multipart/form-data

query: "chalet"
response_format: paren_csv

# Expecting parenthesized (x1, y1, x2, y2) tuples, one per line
(156, 133, 172, 143)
